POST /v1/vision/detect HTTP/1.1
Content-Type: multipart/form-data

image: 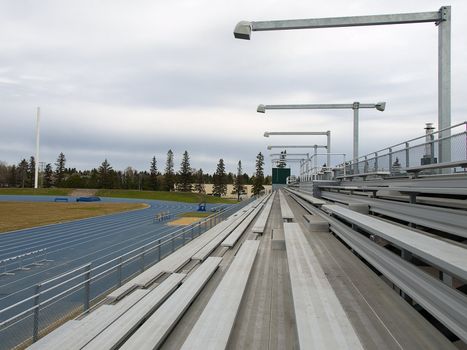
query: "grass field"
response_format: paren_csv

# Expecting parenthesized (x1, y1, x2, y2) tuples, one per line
(178, 211, 212, 218)
(95, 189, 237, 204)
(0, 188, 72, 196)
(0, 202, 148, 233)
(0, 188, 237, 204)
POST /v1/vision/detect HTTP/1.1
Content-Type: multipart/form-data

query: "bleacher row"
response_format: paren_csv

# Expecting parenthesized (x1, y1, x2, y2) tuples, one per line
(28, 185, 467, 349)
(286, 187, 467, 344)
(28, 193, 273, 350)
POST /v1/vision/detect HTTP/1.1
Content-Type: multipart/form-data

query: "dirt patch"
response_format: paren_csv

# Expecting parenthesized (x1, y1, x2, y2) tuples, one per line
(0, 202, 148, 233)
(168, 217, 202, 226)
(69, 189, 98, 197)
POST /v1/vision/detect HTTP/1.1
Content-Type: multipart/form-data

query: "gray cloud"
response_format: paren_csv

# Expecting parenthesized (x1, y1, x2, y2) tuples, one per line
(1, 0, 466, 175)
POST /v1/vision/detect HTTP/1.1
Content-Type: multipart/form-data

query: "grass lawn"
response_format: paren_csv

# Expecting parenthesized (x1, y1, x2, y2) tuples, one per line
(95, 189, 237, 204)
(0, 188, 72, 196)
(178, 211, 212, 218)
(0, 202, 148, 233)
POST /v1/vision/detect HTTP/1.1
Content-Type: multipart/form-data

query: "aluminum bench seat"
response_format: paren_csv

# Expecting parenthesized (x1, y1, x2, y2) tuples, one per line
(287, 188, 326, 206)
(180, 240, 260, 350)
(82, 273, 186, 350)
(252, 192, 275, 234)
(119, 257, 222, 350)
(221, 204, 263, 248)
(335, 171, 390, 180)
(106, 219, 233, 301)
(283, 223, 363, 349)
(279, 190, 294, 221)
(321, 191, 467, 239)
(323, 205, 467, 281)
(29, 289, 150, 350)
(28, 321, 80, 350)
(404, 160, 467, 178)
(192, 207, 256, 261)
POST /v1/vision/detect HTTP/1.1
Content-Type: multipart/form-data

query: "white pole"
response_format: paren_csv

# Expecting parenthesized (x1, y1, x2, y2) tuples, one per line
(34, 107, 40, 189)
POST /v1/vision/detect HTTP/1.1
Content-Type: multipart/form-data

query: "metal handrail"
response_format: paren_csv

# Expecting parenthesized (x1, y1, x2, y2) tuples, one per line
(352, 121, 466, 164)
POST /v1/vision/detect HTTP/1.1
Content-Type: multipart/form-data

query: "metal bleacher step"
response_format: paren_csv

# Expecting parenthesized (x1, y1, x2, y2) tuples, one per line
(119, 257, 222, 350)
(283, 222, 364, 349)
(180, 240, 260, 350)
(82, 273, 186, 350)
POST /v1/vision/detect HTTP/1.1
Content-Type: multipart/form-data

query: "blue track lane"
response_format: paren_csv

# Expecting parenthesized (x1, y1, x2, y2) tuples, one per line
(0, 196, 218, 314)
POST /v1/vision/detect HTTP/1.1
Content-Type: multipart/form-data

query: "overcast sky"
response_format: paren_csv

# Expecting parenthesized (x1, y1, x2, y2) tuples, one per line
(1, 0, 466, 175)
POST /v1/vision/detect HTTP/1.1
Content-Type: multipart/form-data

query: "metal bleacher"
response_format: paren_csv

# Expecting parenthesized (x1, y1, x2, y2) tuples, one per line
(24, 119, 467, 350)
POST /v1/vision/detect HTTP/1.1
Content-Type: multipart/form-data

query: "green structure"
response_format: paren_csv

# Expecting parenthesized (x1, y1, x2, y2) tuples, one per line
(272, 168, 291, 185)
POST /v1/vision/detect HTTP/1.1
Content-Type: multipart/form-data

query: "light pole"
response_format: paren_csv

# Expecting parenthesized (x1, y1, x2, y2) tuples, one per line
(236, 6, 451, 163)
(264, 131, 331, 168)
(260, 103, 384, 163)
(34, 107, 40, 189)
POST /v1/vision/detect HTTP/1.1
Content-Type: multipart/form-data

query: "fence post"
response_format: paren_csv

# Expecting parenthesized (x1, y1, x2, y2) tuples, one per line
(140, 247, 145, 272)
(84, 264, 91, 312)
(405, 142, 410, 168)
(117, 257, 123, 288)
(32, 284, 41, 343)
(157, 239, 161, 261)
(388, 148, 393, 173)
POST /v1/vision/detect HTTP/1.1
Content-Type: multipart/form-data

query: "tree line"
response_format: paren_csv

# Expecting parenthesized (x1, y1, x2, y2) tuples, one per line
(0, 150, 270, 196)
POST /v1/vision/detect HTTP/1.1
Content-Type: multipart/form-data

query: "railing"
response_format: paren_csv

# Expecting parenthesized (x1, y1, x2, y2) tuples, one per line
(330, 122, 466, 179)
(0, 200, 250, 350)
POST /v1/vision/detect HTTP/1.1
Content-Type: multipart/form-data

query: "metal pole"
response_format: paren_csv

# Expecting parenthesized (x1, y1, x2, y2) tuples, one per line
(34, 107, 40, 189)
(157, 239, 161, 261)
(140, 247, 145, 272)
(326, 131, 331, 168)
(438, 6, 451, 164)
(32, 284, 41, 342)
(352, 102, 359, 163)
(313, 146, 317, 170)
(117, 257, 123, 287)
(84, 265, 91, 312)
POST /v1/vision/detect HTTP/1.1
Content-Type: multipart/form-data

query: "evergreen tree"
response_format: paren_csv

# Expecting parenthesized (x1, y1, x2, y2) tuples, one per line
(0, 161, 8, 186)
(164, 149, 175, 191)
(55, 152, 66, 187)
(149, 156, 158, 191)
(177, 151, 192, 192)
(212, 158, 227, 196)
(194, 168, 205, 194)
(28, 156, 36, 187)
(18, 159, 29, 188)
(253, 152, 265, 195)
(233, 160, 245, 201)
(44, 163, 54, 188)
(98, 159, 113, 189)
(8, 165, 17, 187)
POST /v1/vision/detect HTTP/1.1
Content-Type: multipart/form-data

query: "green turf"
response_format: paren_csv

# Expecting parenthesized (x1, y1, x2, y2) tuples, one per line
(95, 189, 237, 204)
(178, 211, 212, 218)
(0, 188, 72, 196)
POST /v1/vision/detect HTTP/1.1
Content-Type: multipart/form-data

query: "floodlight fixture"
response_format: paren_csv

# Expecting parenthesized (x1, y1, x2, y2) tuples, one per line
(233, 21, 252, 40)
(236, 6, 451, 162)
